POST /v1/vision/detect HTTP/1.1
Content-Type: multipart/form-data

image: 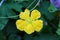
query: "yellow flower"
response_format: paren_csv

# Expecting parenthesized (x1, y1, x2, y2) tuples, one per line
(16, 9, 43, 34)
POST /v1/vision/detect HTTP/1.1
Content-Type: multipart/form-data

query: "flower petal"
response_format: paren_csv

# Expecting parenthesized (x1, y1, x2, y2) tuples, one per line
(32, 20, 43, 32)
(24, 24, 34, 34)
(31, 10, 41, 20)
(16, 19, 27, 31)
(19, 9, 30, 19)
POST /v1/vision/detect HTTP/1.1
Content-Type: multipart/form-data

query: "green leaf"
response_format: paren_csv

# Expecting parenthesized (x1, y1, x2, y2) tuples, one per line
(0, 3, 7, 16)
(0, 1, 23, 19)
(56, 21, 60, 35)
(56, 28, 60, 35)
(37, 1, 54, 20)
(0, 3, 9, 30)
(0, 19, 8, 30)
(6, 9, 18, 19)
(7, 2, 23, 11)
(48, 4, 58, 12)
(0, 3, 17, 19)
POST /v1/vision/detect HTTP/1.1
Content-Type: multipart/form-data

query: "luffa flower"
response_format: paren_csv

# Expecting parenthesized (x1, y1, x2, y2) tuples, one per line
(50, 0, 60, 9)
(16, 9, 43, 34)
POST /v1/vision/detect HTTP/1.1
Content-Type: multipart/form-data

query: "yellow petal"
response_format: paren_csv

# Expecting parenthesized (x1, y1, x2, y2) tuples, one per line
(19, 9, 30, 19)
(16, 19, 27, 31)
(31, 10, 41, 20)
(24, 24, 34, 34)
(32, 20, 43, 32)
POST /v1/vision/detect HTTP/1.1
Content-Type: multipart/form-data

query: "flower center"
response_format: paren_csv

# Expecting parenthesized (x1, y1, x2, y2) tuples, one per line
(26, 17, 33, 24)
